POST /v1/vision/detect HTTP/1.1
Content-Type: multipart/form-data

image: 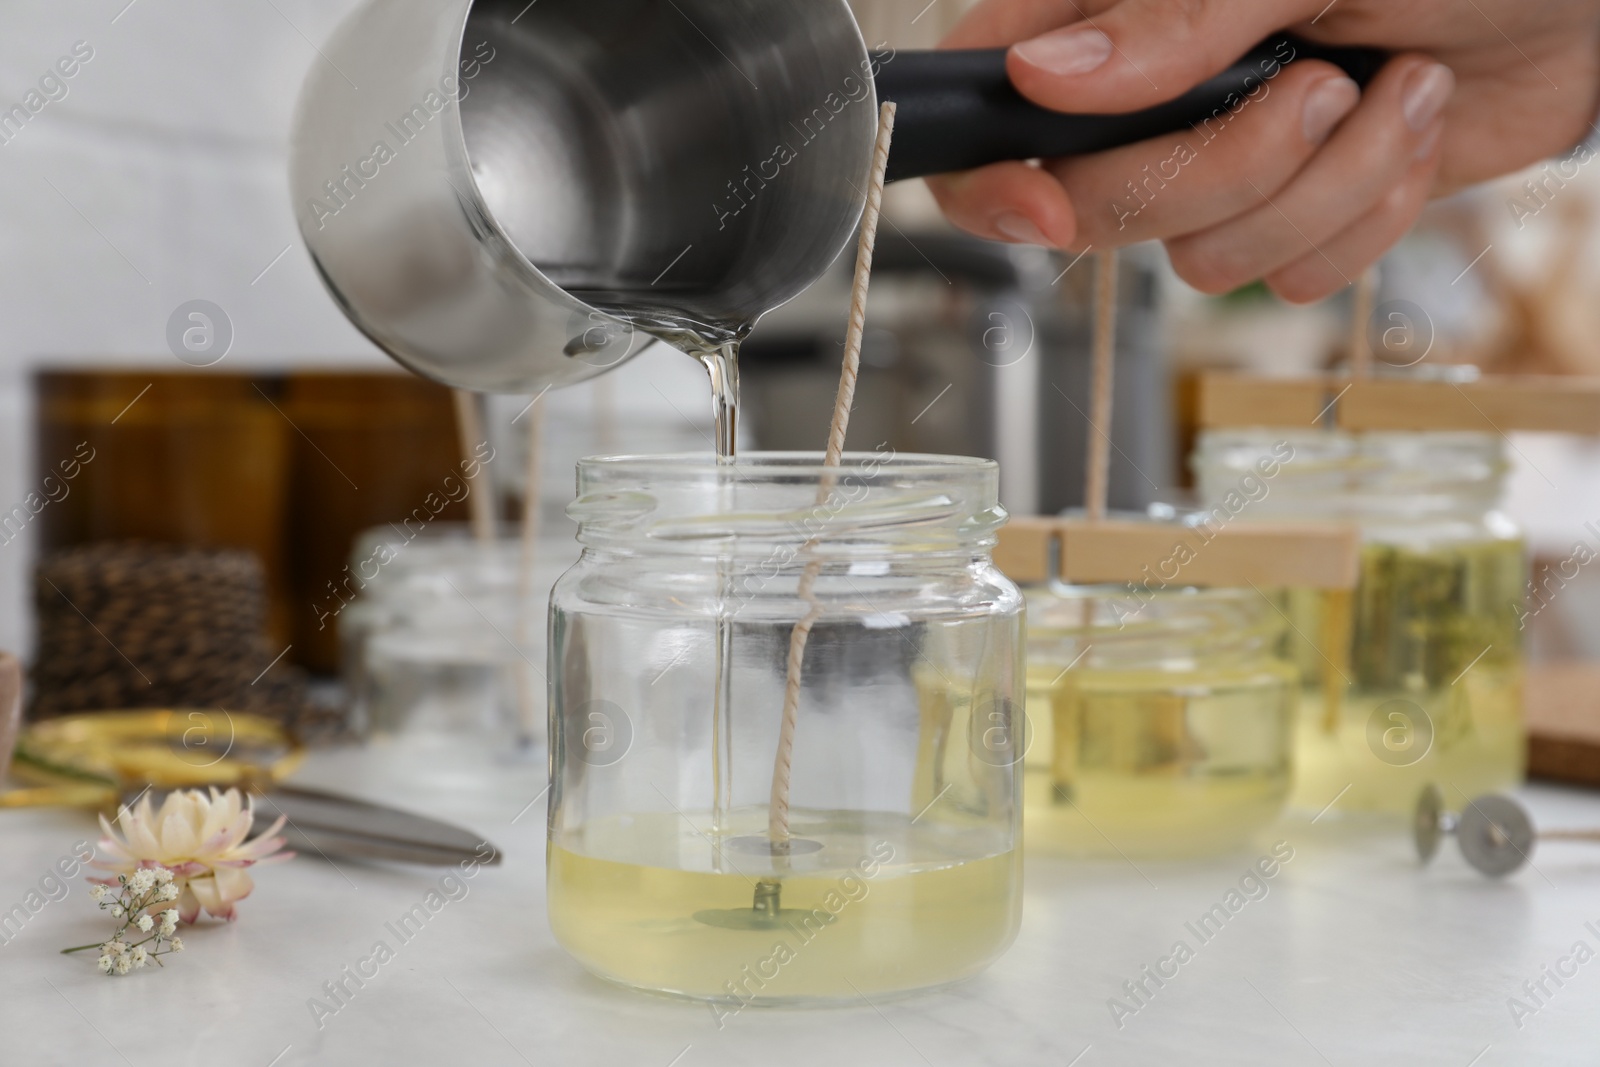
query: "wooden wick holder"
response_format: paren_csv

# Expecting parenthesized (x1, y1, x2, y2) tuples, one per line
(994, 517, 1359, 590)
(1199, 372, 1600, 434)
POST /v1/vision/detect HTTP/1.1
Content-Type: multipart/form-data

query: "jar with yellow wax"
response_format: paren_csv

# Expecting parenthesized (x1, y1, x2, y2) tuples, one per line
(547, 453, 1023, 1004)
(1192, 430, 1527, 816)
(1023, 583, 1298, 857)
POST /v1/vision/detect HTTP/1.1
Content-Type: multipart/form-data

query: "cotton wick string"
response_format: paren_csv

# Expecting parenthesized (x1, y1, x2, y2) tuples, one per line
(768, 101, 896, 844)
(513, 395, 546, 744)
(1348, 267, 1378, 381)
(518, 398, 545, 602)
(453, 390, 496, 544)
(1320, 267, 1379, 735)
(1085, 250, 1119, 523)
(1075, 249, 1119, 634)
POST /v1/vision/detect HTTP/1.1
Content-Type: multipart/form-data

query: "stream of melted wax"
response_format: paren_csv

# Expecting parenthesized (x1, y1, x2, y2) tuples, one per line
(637, 322, 745, 850)
(638, 324, 742, 462)
(625, 319, 814, 920)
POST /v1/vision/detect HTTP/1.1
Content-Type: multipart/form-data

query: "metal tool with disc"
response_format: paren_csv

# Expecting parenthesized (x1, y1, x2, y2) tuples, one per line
(694, 879, 819, 932)
(1414, 785, 1541, 878)
(1414, 783, 1449, 864)
(690, 835, 827, 929)
(1455, 795, 1535, 878)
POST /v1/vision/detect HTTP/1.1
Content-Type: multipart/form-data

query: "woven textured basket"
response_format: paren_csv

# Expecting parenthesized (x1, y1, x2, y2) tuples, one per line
(30, 543, 314, 727)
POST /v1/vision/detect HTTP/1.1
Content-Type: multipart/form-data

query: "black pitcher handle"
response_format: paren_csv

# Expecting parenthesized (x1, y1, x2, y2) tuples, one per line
(874, 35, 1388, 181)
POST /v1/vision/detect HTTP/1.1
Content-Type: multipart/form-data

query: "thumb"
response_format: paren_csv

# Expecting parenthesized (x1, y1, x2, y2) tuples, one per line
(1006, 0, 1325, 114)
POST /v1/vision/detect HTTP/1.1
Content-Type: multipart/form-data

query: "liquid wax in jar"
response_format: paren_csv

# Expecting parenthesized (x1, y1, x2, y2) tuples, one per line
(1284, 537, 1526, 814)
(547, 808, 1020, 1003)
(1020, 660, 1296, 857)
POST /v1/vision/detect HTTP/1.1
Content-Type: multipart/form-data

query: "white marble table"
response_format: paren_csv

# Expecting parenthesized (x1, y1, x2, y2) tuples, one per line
(5, 747, 1599, 1067)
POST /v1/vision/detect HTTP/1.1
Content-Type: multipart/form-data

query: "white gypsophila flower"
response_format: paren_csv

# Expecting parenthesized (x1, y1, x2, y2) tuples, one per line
(170, 937, 184, 952)
(72, 866, 187, 973)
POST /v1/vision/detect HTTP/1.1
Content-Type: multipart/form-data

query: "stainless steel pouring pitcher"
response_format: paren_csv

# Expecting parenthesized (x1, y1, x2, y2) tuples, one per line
(291, 0, 878, 393)
(291, 0, 1383, 393)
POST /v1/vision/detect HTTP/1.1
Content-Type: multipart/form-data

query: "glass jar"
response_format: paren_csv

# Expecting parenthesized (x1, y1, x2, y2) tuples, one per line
(548, 452, 1024, 1004)
(1192, 430, 1527, 815)
(338, 527, 573, 799)
(1024, 584, 1297, 857)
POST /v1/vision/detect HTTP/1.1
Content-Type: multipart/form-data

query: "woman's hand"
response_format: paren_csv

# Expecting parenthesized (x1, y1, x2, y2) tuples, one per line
(927, 0, 1600, 301)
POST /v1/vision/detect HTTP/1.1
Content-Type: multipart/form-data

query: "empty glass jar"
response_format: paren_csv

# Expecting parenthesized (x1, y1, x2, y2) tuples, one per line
(1024, 583, 1297, 857)
(1193, 430, 1527, 815)
(339, 526, 573, 799)
(547, 453, 1024, 1003)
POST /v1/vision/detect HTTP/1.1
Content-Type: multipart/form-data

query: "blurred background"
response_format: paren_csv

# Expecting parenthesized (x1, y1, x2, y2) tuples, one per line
(6, 0, 1600, 730)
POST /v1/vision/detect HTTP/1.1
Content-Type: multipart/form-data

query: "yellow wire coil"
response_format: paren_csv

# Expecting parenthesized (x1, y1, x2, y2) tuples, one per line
(2, 709, 304, 810)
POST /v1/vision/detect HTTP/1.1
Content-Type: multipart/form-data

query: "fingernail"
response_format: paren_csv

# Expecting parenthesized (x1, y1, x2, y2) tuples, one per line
(1414, 121, 1442, 161)
(1301, 76, 1360, 145)
(994, 212, 1050, 245)
(1402, 62, 1454, 132)
(1012, 25, 1113, 77)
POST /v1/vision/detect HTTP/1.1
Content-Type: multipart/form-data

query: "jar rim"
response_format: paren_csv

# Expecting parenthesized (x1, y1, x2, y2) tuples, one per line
(577, 451, 998, 481)
(1192, 428, 1509, 473)
(1026, 581, 1286, 655)
(1040, 582, 1263, 605)
(570, 451, 1002, 555)
(1191, 428, 1511, 524)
